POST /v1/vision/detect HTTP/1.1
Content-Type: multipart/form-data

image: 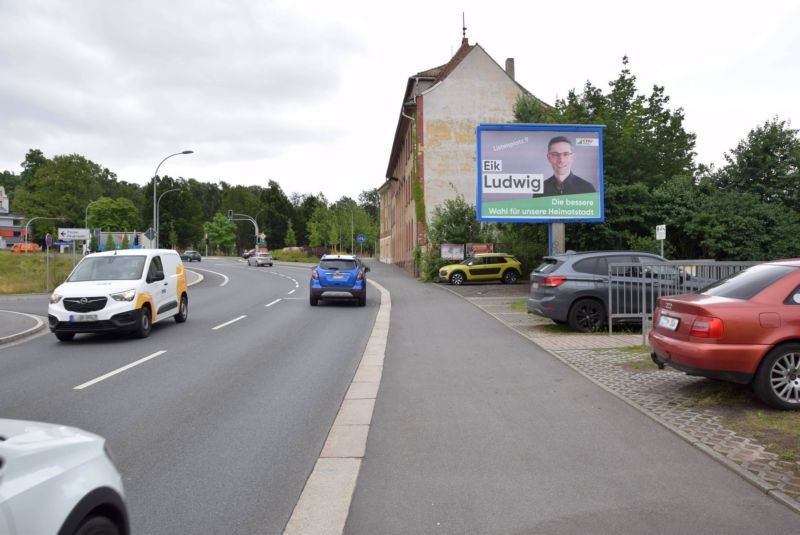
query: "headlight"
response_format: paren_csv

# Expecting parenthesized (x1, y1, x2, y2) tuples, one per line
(110, 289, 136, 302)
(49, 293, 63, 304)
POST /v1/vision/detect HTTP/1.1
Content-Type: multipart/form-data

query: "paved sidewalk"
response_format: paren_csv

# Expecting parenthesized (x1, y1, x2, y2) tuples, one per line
(449, 283, 800, 514)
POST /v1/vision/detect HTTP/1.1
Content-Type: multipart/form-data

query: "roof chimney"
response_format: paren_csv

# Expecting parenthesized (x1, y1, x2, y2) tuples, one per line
(505, 58, 515, 80)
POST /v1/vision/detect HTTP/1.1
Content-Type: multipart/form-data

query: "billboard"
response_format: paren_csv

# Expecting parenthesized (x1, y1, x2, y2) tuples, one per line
(476, 124, 605, 223)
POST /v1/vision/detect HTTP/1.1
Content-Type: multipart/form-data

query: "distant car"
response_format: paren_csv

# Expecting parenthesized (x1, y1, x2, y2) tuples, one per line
(247, 252, 273, 267)
(10, 242, 40, 253)
(180, 250, 201, 262)
(650, 260, 800, 410)
(527, 250, 678, 332)
(0, 418, 129, 535)
(242, 249, 256, 259)
(438, 253, 522, 286)
(310, 254, 369, 306)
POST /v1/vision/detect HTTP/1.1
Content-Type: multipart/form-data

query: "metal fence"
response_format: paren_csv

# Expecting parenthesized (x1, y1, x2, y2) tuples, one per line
(607, 260, 761, 342)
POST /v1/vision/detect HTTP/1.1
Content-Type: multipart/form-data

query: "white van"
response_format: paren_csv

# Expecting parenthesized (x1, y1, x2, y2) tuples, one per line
(48, 249, 189, 341)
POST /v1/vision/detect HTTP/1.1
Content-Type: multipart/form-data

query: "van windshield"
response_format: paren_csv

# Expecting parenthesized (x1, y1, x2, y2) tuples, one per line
(68, 256, 146, 281)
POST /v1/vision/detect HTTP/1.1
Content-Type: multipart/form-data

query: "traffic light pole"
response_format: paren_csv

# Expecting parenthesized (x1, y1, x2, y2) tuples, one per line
(227, 210, 259, 250)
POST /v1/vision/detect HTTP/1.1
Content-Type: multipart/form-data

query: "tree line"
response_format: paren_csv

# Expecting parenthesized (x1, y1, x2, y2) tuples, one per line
(0, 150, 380, 255)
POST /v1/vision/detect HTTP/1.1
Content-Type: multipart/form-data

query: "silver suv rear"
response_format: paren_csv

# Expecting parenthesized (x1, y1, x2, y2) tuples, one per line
(527, 250, 670, 332)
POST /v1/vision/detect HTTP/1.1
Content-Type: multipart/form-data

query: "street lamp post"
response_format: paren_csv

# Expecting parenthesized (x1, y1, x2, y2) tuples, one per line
(157, 188, 180, 248)
(152, 150, 193, 248)
(24, 216, 64, 253)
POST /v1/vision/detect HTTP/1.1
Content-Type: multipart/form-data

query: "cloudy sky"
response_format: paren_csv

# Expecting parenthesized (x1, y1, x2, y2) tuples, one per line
(2, 0, 798, 202)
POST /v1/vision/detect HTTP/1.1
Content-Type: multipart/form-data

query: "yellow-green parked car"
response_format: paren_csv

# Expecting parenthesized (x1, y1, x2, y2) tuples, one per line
(439, 253, 522, 285)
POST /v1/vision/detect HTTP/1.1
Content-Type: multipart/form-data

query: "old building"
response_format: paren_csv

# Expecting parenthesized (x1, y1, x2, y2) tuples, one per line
(378, 37, 540, 273)
(0, 186, 26, 249)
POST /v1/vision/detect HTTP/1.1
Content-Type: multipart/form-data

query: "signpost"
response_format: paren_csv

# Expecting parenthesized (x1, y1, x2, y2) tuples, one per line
(357, 233, 365, 255)
(58, 228, 90, 241)
(656, 224, 666, 257)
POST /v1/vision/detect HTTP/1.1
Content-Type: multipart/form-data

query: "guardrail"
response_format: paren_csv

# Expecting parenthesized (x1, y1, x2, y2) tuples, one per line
(607, 261, 760, 342)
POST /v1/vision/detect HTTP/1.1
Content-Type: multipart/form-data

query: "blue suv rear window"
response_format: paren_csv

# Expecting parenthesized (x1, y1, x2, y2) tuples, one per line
(320, 259, 357, 270)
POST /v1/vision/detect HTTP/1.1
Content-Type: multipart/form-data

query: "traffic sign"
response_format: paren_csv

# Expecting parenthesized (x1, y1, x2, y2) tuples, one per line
(144, 228, 156, 241)
(357, 233, 365, 243)
(656, 224, 666, 241)
(58, 228, 90, 241)
(45, 232, 53, 247)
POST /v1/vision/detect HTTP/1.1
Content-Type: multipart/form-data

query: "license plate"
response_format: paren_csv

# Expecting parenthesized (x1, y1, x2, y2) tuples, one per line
(532, 282, 539, 289)
(658, 315, 679, 331)
(332, 273, 345, 280)
(70, 314, 98, 322)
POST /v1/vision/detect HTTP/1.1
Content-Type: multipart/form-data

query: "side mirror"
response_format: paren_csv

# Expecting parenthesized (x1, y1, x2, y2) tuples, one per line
(364, 266, 371, 272)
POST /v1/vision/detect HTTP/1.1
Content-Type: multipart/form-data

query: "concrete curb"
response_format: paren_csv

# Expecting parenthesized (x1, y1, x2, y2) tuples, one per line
(0, 311, 48, 345)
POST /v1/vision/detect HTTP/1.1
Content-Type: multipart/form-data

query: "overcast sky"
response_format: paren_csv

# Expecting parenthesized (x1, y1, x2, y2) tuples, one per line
(2, 0, 798, 202)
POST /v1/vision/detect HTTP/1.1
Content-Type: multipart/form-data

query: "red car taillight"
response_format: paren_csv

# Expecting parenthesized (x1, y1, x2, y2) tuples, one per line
(690, 316, 723, 338)
(541, 276, 566, 287)
(311, 269, 319, 280)
(356, 269, 365, 281)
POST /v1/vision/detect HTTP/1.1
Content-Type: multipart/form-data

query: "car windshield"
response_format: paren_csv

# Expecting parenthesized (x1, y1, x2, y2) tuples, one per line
(700, 264, 796, 300)
(68, 256, 146, 281)
(320, 259, 357, 270)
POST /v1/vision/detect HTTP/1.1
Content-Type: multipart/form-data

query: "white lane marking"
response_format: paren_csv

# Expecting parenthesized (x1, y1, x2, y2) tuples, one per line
(265, 299, 281, 308)
(288, 289, 296, 295)
(185, 267, 230, 287)
(212, 315, 247, 330)
(74, 350, 167, 390)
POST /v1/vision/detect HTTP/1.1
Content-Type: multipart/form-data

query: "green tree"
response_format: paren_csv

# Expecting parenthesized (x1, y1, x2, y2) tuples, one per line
(88, 197, 142, 233)
(285, 220, 297, 246)
(514, 56, 697, 251)
(710, 117, 800, 208)
(428, 196, 483, 244)
(121, 233, 130, 249)
(104, 233, 116, 251)
(204, 212, 236, 255)
(308, 203, 331, 249)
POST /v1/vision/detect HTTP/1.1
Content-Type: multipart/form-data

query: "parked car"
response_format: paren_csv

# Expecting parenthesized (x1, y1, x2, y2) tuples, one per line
(527, 250, 677, 332)
(247, 252, 273, 267)
(242, 249, 256, 259)
(0, 418, 129, 535)
(438, 253, 522, 285)
(48, 249, 189, 341)
(180, 250, 201, 262)
(10, 242, 40, 253)
(650, 260, 800, 410)
(309, 254, 369, 306)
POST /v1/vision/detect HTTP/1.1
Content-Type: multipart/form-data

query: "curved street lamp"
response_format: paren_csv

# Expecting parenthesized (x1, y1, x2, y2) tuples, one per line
(85, 199, 100, 230)
(24, 216, 64, 253)
(152, 150, 193, 248)
(157, 188, 180, 248)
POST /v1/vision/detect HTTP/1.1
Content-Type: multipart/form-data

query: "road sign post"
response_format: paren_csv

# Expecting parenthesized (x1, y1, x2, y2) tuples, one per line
(656, 224, 666, 257)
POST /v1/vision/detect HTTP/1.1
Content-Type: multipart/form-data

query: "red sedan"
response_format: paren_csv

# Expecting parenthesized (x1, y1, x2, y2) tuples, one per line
(649, 259, 800, 410)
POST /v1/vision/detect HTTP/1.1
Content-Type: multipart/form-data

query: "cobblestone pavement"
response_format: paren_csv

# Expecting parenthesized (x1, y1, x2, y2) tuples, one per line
(442, 283, 800, 515)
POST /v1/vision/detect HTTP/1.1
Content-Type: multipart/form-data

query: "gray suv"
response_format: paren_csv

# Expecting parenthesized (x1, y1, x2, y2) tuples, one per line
(527, 250, 671, 332)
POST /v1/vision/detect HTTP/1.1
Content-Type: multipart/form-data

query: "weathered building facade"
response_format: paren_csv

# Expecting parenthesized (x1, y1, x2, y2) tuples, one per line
(379, 38, 535, 273)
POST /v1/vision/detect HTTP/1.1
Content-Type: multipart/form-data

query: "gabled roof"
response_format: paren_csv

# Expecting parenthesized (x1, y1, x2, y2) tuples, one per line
(385, 38, 542, 180)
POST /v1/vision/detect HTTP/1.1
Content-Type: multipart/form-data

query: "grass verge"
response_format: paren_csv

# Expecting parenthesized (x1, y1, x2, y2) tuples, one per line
(0, 251, 77, 294)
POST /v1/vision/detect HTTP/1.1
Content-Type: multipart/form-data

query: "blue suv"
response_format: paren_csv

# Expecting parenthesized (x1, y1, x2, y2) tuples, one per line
(309, 254, 369, 306)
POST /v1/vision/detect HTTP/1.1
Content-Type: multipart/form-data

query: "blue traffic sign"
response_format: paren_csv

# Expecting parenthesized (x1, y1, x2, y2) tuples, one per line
(357, 233, 365, 243)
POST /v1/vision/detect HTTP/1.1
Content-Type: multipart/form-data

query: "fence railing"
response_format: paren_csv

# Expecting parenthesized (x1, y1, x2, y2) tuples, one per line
(607, 260, 760, 342)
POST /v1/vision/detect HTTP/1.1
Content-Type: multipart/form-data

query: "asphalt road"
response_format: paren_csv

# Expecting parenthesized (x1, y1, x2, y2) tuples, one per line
(0, 258, 377, 534)
(2, 258, 799, 534)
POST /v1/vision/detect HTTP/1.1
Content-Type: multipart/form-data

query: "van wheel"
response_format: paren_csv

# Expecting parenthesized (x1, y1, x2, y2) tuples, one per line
(568, 298, 605, 332)
(55, 332, 75, 342)
(134, 305, 152, 338)
(175, 294, 188, 323)
(754, 344, 800, 410)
